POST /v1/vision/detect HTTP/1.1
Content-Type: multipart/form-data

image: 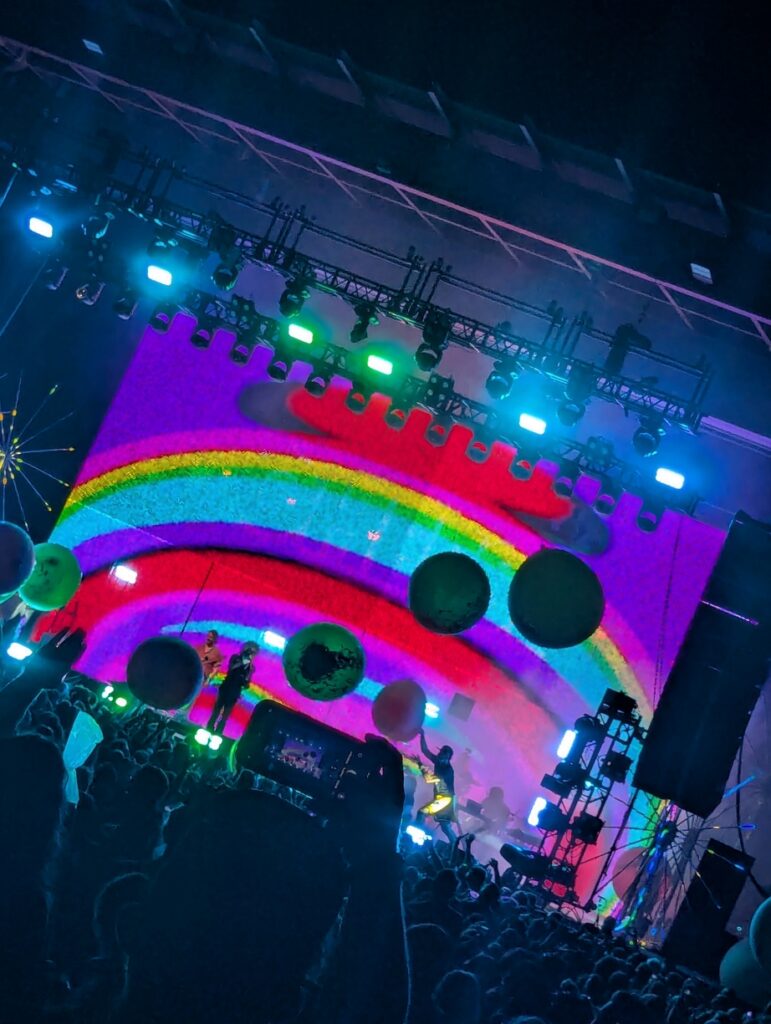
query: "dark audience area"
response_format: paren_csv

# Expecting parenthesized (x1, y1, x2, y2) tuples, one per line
(0, 678, 767, 1024)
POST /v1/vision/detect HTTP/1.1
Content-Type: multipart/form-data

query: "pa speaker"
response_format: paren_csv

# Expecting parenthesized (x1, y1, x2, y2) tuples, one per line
(634, 512, 770, 818)
(662, 839, 754, 975)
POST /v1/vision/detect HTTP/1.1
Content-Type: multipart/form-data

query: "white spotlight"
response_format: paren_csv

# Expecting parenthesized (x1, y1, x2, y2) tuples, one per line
(7, 642, 33, 661)
(557, 729, 577, 760)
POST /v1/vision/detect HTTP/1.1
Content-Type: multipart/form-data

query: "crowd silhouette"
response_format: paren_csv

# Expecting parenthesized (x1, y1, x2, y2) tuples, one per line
(0, 674, 767, 1024)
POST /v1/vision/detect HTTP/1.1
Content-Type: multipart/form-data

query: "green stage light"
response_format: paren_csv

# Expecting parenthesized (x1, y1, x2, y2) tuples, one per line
(114, 696, 128, 708)
(287, 323, 314, 345)
(367, 354, 393, 376)
(194, 728, 211, 746)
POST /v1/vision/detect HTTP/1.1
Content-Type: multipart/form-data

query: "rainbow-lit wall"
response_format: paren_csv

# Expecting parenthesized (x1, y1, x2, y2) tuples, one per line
(47, 313, 725, 875)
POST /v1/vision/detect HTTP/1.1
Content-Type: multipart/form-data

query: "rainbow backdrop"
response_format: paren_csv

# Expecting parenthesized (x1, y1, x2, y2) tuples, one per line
(41, 316, 724, 890)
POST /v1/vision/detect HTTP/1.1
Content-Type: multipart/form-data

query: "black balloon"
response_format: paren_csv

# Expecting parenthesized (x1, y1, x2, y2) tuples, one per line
(508, 548, 605, 648)
(409, 552, 491, 634)
(127, 636, 203, 711)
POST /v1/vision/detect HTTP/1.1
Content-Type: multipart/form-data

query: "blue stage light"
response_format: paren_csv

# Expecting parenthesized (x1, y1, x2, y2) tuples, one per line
(655, 467, 685, 490)
(519, 412, 547, 435)
(28, 216, 54, 238)
(147, 264, 173, 287)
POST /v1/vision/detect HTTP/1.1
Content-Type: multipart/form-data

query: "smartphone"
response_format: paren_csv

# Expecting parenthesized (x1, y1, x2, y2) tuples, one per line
(234, 700, 399, 816)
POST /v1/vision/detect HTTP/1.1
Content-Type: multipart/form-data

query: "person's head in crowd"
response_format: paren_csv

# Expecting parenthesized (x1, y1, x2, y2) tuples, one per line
(205, 630, 218, 647)
(433, 867, 460, 901)
(437, 743, 454, 765)
(115, 790, 347, 1024)
(93, 873, 150, 961)
(433, 969, 481, 1024)
(0, 733, 66, 879)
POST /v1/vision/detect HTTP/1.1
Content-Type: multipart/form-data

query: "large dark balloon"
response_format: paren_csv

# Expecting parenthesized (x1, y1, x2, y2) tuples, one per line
(719, 939, 771, 1009)
(508, 548, 604, 648)
(0, 521, 35, 596)
(372, 680, 426, 742)
(750, 896, 771, 976)
(127, 636, 203, 711)
(19, 542, 82, 611)
(409, 552, 491, 634)
(283, 623, 365, 701)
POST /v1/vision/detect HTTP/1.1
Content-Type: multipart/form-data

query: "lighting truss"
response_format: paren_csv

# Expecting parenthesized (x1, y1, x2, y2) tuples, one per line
(530, 690, 645, 908)
(96, 176, 711, 431)
(173, 288, 699, 514)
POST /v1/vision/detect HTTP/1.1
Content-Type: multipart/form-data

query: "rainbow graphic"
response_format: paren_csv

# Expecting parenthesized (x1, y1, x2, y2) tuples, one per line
(42, 315, 724, 891)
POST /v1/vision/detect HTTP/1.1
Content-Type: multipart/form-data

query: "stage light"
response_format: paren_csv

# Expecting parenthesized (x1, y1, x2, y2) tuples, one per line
(571, 811, 604, 845)
(528, 797, 548, 827)
(7, 642, 33, 661)
(406, 825, 431, 846)
(287, 323, 314, 345)
(147, 264, 173, 287)
(350, 301, 379, 343)
(101, 685, 114, 699)
(82, 38, 104, 55)
(598, 688, 638, 724)
(415, 314, 449, 371)
(637, 506, 662, 532)
(191, 318, 216, 348)
(557, 729, 577, 759)
(230, 333, 256, 364)
(426, 416, 454, 446)
(586, 435, 615, 472)
(557, 400, 585, 426)
(212, 257, 243, 292)
(28, 215, 54, 238)
(542, 762, 587, 798)
(553, 462, 580, 498)
(75, 279, 105, 306)
(425, 702, 440, 719)
(42, 260, 68, 291)
(194, 728, 211, 746)
(655, 467, 685, 490)
(367, 354, 393, 376)
(485, 361, 515, 401)
(600, 751, 633, 783)
(305, 368, 332, 396)
(82, 208, 115, 242)
(519, 412, 547, 435)
(115, 696, 128, 708)
(565, 363, 596, 403)
(261, 630, 287, 652)
(111, 564, 137, 585)
(208, 734, 223, 751)
(604, 323, 651, 377)
(345, 385, 371, 413)
(633, 417, 663, 457)
(384, 404, 409, 430)
(529, 799, 570, 832)
(267, 354, 291, 380)
(279, 278, 311, 318)
(149, 304, 176, 333)
(594, 477, 623, 516)
(510, 453, 535, 480)
(113, 289, 139, 320)
(690, 262, 713, 285)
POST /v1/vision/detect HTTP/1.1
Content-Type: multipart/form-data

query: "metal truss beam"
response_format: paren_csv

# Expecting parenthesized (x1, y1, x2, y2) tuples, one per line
(0, 35, 769, 349)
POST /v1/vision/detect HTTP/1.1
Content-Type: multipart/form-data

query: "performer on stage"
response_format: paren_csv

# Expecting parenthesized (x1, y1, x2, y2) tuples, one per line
(207, 641, 257, 735)
(195, 629, 223, 683)
(416, 727, 457, 843)
(480, 785, 512, 836)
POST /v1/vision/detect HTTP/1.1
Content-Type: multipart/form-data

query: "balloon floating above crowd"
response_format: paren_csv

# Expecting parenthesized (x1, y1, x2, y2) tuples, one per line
(749, 895, 771, 977)
(719, 938, 771, 1009)
(372, 679, 427, 742)
(409, 552, 491, 634)
(127, 636, 204, 711)
(282, 622, 365, 701)
(18, 542, 82, 611)
(0, 520, 35, 596)
(508, 547, 605, 648)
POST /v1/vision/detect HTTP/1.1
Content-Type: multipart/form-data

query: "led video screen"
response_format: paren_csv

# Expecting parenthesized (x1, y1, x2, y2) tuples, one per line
(46, 312, 724, 886)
